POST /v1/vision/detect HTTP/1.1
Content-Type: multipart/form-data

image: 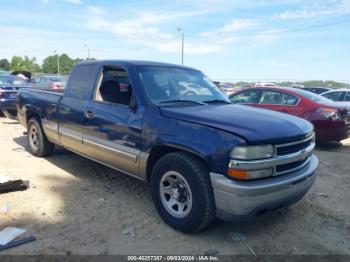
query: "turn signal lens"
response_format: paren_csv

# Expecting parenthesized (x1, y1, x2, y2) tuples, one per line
(227, 169, 248, 179)
(227, 168, 273, 180)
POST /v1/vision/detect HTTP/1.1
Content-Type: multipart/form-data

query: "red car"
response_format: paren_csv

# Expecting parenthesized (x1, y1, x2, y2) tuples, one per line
(229, 87, 350, 143)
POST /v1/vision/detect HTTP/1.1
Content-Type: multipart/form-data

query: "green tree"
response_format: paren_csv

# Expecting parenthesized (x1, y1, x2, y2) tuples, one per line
(0, 59, 10, 71)
(10, 55, 41, 72)
(42, 53, 75, 75)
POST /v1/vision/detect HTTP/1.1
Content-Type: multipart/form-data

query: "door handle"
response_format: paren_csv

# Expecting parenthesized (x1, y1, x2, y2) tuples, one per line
(84, 110, 95, 119)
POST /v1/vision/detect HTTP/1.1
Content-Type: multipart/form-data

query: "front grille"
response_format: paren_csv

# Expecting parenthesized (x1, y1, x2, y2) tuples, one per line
(276, 134, 314, 156)
(273, 133, 315, 175)
(276, 158, 309, 174)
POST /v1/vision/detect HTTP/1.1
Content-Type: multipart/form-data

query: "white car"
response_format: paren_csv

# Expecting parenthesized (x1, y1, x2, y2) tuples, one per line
(321, 89, 350, 102)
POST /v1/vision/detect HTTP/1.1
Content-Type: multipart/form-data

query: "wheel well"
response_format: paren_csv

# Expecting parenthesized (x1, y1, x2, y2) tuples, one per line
(26, 110, 39, 124)
(146, 146, 209, 182)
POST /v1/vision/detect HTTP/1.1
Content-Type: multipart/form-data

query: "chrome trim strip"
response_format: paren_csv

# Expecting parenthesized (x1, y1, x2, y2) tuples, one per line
(42, 120, 62, 144)
(275, 133, 314, 148)
(43, 121, 58, 132)
(67, 147, 145, 182)
(229, 142, 315, 171)
(138, 152, 150, 180)
(83, 138, 138, 163)
(59, 127, 83, 143)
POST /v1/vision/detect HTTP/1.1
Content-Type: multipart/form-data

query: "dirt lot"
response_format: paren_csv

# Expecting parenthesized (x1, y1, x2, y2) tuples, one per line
(0, 117, 349, 255)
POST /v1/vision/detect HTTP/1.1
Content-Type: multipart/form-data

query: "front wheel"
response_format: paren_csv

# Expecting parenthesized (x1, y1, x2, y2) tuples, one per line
(150, 152, 215, 233)
(27, 117, 54, 157)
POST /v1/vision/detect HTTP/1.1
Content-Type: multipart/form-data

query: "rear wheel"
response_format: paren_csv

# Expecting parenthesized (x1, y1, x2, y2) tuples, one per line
(27, 117, 54, 157)
(150, 152, 215, 233)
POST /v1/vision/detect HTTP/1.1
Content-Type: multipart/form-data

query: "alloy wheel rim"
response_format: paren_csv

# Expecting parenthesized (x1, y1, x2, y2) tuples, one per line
(29, 125, 39, 150)
(159, 171, 193, 218)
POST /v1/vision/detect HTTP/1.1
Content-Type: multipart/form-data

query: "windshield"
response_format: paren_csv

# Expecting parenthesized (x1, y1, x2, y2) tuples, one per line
(0, 75, 28, 86)
(138, 66, 229, 105)
(292, 88, 333, 103)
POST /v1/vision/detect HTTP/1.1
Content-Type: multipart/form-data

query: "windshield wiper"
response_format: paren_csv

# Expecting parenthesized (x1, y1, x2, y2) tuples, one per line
(203, 99, 232, 104)
(159, 99, 206, 105)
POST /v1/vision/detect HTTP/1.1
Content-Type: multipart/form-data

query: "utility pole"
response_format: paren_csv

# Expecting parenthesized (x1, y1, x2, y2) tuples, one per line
(54, 50, 60, 77)
(177, 27, 184, 65)
(84, 44, 90, 60)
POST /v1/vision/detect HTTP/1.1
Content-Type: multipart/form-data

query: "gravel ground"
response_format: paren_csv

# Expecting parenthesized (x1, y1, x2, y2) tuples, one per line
(0, 117, 349, 255)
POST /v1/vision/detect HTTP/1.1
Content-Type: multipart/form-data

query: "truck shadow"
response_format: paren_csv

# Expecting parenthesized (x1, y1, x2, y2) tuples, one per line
(12, 134, 317, 252)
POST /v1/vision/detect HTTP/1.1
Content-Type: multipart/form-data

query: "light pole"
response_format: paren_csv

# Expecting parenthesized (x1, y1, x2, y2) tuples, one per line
(177, 27, 184, 65)
(84, 44, 90, 60)
(54, 50, 60, 77)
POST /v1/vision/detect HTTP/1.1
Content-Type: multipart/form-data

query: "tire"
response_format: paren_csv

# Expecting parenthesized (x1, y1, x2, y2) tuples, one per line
(150, 152, 215, 233)
(27, 117, 54, 157)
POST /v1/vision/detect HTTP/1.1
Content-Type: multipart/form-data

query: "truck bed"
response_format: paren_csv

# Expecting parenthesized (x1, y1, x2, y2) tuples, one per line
(17, 88, 63, 128)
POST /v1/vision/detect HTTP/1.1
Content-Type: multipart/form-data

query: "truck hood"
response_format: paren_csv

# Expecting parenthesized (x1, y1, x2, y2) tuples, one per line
(160, 104, 313, 144)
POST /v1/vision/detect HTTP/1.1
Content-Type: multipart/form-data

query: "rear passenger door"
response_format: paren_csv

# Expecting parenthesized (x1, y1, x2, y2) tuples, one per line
(82, 65, 143, 177)
(59, 63, 97, 153)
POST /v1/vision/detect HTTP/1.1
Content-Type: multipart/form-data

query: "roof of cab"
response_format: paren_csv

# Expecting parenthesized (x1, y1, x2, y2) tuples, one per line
(76, 60, 198, 71)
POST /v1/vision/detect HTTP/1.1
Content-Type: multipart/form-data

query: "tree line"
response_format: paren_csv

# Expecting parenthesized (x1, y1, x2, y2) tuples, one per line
(0, 54, 95, 75)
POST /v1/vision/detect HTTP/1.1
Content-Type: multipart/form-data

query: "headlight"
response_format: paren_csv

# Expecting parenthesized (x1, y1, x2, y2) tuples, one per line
(317, 108, 341, 121)
(230, 145, 274, 160)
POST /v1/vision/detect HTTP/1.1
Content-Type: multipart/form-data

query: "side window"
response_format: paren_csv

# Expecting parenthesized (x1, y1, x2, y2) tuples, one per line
(283, 93, 299, 105)
(259, 91, 298, 105)
(65, 64, 96, 99)
(229, 90, 261, 104)
(93, 67, 132, 106)
(344, 92, 350, 101)
(259, 91, 284, 105)
(323, 92, 344, 101)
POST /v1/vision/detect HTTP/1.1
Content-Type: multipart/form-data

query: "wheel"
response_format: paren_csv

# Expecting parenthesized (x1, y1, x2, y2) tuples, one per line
(27, 117, 54, 157)
(150, 152, 215, 233)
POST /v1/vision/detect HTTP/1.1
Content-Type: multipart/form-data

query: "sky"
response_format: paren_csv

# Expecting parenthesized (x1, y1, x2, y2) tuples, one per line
(0, 0, 349, 81)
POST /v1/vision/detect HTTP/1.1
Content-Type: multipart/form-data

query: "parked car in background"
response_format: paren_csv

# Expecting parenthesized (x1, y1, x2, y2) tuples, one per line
(18, 60, 318, 232)
(229, 87, 350, 143)
(321, 89, 350, 102)
(0, 75, 30, 117)
(32, 76, 67, 90)
(302, 87, 331, 94)
(255, 82, 277, 88)
(219, 83, 237, 95)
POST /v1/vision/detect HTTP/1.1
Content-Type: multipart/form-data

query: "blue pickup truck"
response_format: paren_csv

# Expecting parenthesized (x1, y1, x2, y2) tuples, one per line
(17, 60, 318, 233)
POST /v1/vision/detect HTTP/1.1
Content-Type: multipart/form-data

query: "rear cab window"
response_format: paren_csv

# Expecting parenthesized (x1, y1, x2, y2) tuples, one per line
(65, 64, 97, 99)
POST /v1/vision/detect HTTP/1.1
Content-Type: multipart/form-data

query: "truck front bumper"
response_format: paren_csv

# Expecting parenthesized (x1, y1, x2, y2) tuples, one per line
(210, 154, 318, 221)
